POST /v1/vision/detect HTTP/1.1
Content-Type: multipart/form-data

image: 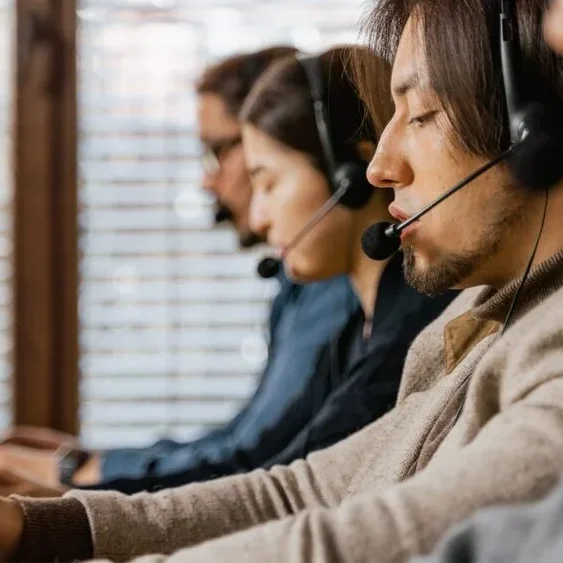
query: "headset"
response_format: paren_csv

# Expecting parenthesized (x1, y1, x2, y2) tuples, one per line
(297, 53, 373, 209)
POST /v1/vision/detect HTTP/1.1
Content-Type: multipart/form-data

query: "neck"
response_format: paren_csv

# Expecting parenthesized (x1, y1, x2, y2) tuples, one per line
(480, 183, 563, 289)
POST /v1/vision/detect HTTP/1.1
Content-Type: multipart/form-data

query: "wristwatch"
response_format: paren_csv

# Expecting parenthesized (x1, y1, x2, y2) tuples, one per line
(55, 445, 90, 486)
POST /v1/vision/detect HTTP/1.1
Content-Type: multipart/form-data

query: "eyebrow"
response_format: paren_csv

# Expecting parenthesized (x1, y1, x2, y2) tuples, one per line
(392, 72, 420, 98)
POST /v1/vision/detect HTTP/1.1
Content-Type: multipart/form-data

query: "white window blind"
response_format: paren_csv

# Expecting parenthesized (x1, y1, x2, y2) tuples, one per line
(0, 0, 13, 431)
(78, 0, 366, 449)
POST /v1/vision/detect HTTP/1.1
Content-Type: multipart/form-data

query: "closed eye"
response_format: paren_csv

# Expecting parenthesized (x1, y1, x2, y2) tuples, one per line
(407, 110, 439, 127)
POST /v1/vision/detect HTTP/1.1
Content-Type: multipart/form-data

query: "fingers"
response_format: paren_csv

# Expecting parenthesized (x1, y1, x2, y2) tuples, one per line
(0, 445, 59, 486)
(0, 468, 66, 498)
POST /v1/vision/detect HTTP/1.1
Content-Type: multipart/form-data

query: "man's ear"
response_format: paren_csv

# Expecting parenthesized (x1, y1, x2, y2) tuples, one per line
(356, 140, 377, 163)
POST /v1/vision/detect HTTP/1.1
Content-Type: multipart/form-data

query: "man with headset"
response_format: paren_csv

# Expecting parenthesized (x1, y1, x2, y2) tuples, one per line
(0, 0, 562, 561)
(410, 3, 563, 562)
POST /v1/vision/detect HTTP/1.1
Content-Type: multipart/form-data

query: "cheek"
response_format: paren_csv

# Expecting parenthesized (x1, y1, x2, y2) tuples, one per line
(420, 178, 488, 252)
(275, 177, 329, 228)
(407, 135, 479, 234)
(405, 135, 452, 204)
(287, 212, 353, 281)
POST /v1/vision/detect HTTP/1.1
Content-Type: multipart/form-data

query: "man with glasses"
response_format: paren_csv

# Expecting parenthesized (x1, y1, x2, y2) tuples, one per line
(198, 48, 286, 249)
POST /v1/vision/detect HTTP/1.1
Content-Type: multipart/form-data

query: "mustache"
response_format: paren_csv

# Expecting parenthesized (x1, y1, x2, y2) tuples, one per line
(212, 202, 265, 248)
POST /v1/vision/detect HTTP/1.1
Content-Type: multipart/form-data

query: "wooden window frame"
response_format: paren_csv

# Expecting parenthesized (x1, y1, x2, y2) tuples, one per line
(13, 0, 78, 433)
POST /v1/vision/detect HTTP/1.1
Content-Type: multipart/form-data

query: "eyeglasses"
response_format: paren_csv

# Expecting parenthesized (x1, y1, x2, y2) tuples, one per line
(201, 136, 242, 176)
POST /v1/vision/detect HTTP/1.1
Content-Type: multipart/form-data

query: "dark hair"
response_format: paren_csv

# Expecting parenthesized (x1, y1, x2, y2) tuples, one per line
(353, 0, 563, 158)
(239, 46, 393, 176)
(196, 46, 299, 118)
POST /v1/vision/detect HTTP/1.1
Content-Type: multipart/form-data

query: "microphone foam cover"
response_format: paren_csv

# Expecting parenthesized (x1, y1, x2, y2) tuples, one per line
(361, 221, 401, 261)
(257, 257, 281, 279)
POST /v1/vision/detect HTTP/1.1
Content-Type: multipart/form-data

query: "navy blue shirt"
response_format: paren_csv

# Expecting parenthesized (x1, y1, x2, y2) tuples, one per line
(98, 273, 357, 481)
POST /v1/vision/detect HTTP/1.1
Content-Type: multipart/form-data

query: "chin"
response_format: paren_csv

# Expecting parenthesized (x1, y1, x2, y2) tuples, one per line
(284, 266, 313, 284)
(403, 243, 478, 296)
(283, 261, 326, 284)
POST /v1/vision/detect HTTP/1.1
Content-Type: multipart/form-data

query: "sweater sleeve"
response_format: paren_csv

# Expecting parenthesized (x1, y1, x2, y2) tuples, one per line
(66, 411, 374, 562)
(78, 312, 563, 563)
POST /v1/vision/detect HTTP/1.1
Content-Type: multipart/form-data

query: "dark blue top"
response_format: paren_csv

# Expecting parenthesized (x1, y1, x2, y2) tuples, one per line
(98, 272, 358, 481)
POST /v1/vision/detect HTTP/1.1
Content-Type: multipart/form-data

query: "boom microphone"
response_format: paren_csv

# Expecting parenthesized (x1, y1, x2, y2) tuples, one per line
(257, 257, 281, 279)
(257, 183, 349, 278)
(361, 221, 401, 261)
(361, 146, 516, 261)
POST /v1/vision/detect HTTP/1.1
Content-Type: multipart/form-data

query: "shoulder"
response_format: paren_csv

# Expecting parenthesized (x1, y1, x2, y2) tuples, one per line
(499, 283, 563, 357)
(486, 285, 563, 405)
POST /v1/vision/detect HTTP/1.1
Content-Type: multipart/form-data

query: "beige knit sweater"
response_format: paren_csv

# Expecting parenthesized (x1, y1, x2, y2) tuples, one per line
(15, 250, 563, 563)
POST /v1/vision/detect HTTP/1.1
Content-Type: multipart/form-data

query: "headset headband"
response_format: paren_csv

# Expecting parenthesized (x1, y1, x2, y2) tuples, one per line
(296, 53, 340, 184)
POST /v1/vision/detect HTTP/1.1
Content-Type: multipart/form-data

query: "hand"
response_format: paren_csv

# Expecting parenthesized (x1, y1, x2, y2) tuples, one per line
(545, 0, 563, 54)
(0, 443, 100, 487)
(0, 497, 24, 561)
(0, 426, 79, 451)
(72, 454, 101, 486)
(0, 445, 59, 486)
(0, 467, 67, 498)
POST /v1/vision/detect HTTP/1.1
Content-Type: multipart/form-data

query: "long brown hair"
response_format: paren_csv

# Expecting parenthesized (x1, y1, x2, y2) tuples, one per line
(353, 0, 563, 158)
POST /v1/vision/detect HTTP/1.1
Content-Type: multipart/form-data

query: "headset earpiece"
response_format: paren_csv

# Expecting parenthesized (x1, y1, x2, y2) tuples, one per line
(333, 163, 373, 209)
(505, 102, 563, 192)
(500, 1, 563, 191)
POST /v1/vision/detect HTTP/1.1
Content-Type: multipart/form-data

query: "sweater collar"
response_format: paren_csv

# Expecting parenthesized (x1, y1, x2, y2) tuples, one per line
(472, 248, 563, 322)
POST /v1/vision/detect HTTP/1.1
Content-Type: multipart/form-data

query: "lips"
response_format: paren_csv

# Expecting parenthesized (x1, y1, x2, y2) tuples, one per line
(388, 203, 410, 223)
(388, 202, 421, 242)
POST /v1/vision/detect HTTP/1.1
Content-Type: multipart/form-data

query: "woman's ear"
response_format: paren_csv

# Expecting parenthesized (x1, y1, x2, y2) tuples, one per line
(355, 140, 377, 163)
